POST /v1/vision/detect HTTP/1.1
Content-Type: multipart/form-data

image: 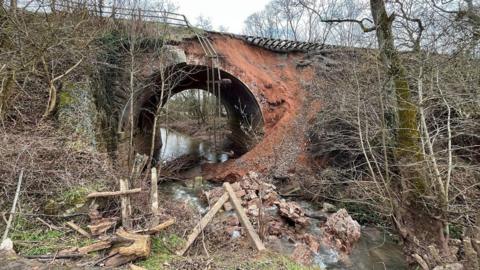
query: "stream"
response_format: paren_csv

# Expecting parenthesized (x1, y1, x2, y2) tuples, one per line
(157, 127, 407, 269)
(158, 128, 229, 163)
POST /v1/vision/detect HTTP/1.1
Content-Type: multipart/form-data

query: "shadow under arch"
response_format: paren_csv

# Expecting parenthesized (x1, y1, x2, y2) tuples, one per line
(135, 63, 264, 160)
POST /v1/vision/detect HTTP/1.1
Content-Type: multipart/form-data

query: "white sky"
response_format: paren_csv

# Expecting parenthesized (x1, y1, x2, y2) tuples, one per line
(176, 0, 271, 34)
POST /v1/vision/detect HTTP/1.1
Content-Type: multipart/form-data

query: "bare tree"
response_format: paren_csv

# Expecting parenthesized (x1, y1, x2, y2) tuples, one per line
(195, 15, 213, 31)
(300, 0, 480, 268)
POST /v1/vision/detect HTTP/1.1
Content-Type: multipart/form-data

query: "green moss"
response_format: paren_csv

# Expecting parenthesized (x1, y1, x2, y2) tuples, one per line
(42, 184, 104, 215)
(58, 89, 73, 108)
(448, 224, 463, 239)
(392, 67, 427, 194)
(60, 185, 91, 206)
(137, 233, 185, 269)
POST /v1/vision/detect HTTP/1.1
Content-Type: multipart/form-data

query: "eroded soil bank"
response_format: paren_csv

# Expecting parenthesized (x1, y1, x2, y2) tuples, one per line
(180, 33, 316, 181)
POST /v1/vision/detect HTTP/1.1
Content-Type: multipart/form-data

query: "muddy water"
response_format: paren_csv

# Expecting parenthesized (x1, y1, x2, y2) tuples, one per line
(158, 128, 407, 270)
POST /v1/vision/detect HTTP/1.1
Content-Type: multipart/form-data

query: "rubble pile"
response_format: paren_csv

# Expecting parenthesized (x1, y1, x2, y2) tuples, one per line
(203, 171, 362, 265)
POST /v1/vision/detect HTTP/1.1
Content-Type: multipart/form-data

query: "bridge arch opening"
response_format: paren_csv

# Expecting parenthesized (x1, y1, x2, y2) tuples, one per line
(135, 64, 264, 164)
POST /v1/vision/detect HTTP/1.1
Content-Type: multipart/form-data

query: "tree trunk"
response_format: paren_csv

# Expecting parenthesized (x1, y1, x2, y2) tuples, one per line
(9, 0, 15, 12)
(369, 0, 449, 267)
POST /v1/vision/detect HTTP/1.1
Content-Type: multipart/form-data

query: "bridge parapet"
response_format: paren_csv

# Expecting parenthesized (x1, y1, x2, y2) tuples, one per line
(238, 35, 327, 53)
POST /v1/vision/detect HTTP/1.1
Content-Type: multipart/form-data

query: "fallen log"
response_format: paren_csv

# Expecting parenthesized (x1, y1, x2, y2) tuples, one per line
(116, 228, 151, 257)
(102, 228, 151, 267)
(86, 188, 142, 198)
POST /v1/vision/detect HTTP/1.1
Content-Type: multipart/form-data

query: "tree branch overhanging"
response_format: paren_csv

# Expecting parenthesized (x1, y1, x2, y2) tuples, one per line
(297, 0, 378, 33)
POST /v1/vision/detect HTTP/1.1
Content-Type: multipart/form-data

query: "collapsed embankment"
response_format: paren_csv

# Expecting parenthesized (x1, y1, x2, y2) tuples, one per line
(180, 33, 316, 181)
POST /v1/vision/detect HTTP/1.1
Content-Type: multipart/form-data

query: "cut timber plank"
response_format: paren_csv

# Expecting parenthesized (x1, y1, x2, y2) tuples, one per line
(86, 188, 141, 198)
(176, 192, 230, 256)
(134, 218, 175, 234)
(224, 182, 265, 252)
(66, 221, 91, 238)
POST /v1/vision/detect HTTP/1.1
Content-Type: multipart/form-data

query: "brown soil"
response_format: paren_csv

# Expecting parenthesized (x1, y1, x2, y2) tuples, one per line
(181, 34, 316, 181)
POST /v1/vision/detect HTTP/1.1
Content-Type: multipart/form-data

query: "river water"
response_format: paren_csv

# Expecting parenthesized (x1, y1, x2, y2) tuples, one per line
(157, 127, 407, 270)
(158, 128, 229, 163)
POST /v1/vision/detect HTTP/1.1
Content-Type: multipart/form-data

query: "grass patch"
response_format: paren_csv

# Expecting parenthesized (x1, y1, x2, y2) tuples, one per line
(10, 218, 94, 256)
(235, 252, 322, 270)
(137, 233, 185, 269)
(10, 212, 95, 256)
(43, 183, 105, 215)
(137, 235, 319, 270)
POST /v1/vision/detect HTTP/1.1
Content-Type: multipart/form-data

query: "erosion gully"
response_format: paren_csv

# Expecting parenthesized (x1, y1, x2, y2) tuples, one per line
(157, 127, 407, 270)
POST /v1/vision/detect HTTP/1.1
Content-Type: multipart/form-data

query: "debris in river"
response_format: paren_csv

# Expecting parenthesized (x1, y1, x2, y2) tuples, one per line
(177, 182, 266, 255)
(219, 171, 363, 266)
(274, 200, 309, 227)
(323, 208, 361, 252)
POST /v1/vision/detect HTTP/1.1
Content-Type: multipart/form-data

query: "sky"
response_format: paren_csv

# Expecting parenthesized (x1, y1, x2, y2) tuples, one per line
(175, 0, 271, 34)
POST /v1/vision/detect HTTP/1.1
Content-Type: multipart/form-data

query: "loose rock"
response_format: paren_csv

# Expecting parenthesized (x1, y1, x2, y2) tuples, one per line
(323, 208, 361, 252)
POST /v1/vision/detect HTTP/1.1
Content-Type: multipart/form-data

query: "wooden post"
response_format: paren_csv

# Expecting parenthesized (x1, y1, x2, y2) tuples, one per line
(176, 192, 230, 256)
(150, 168, 159, 226)
(120, 178, 132, 229)
(224, 182, 265, 252)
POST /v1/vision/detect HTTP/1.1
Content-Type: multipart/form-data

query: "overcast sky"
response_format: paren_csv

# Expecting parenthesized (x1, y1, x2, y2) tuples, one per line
(176, 0, 271, 34)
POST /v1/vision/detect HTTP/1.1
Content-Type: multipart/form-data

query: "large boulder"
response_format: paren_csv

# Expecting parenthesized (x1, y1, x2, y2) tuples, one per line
(323, 208, 361, 252)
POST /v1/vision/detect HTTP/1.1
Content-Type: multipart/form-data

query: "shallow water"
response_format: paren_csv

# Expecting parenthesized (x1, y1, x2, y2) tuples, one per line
(158, 128, 229, 163)
(158, 128, 407, 270)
